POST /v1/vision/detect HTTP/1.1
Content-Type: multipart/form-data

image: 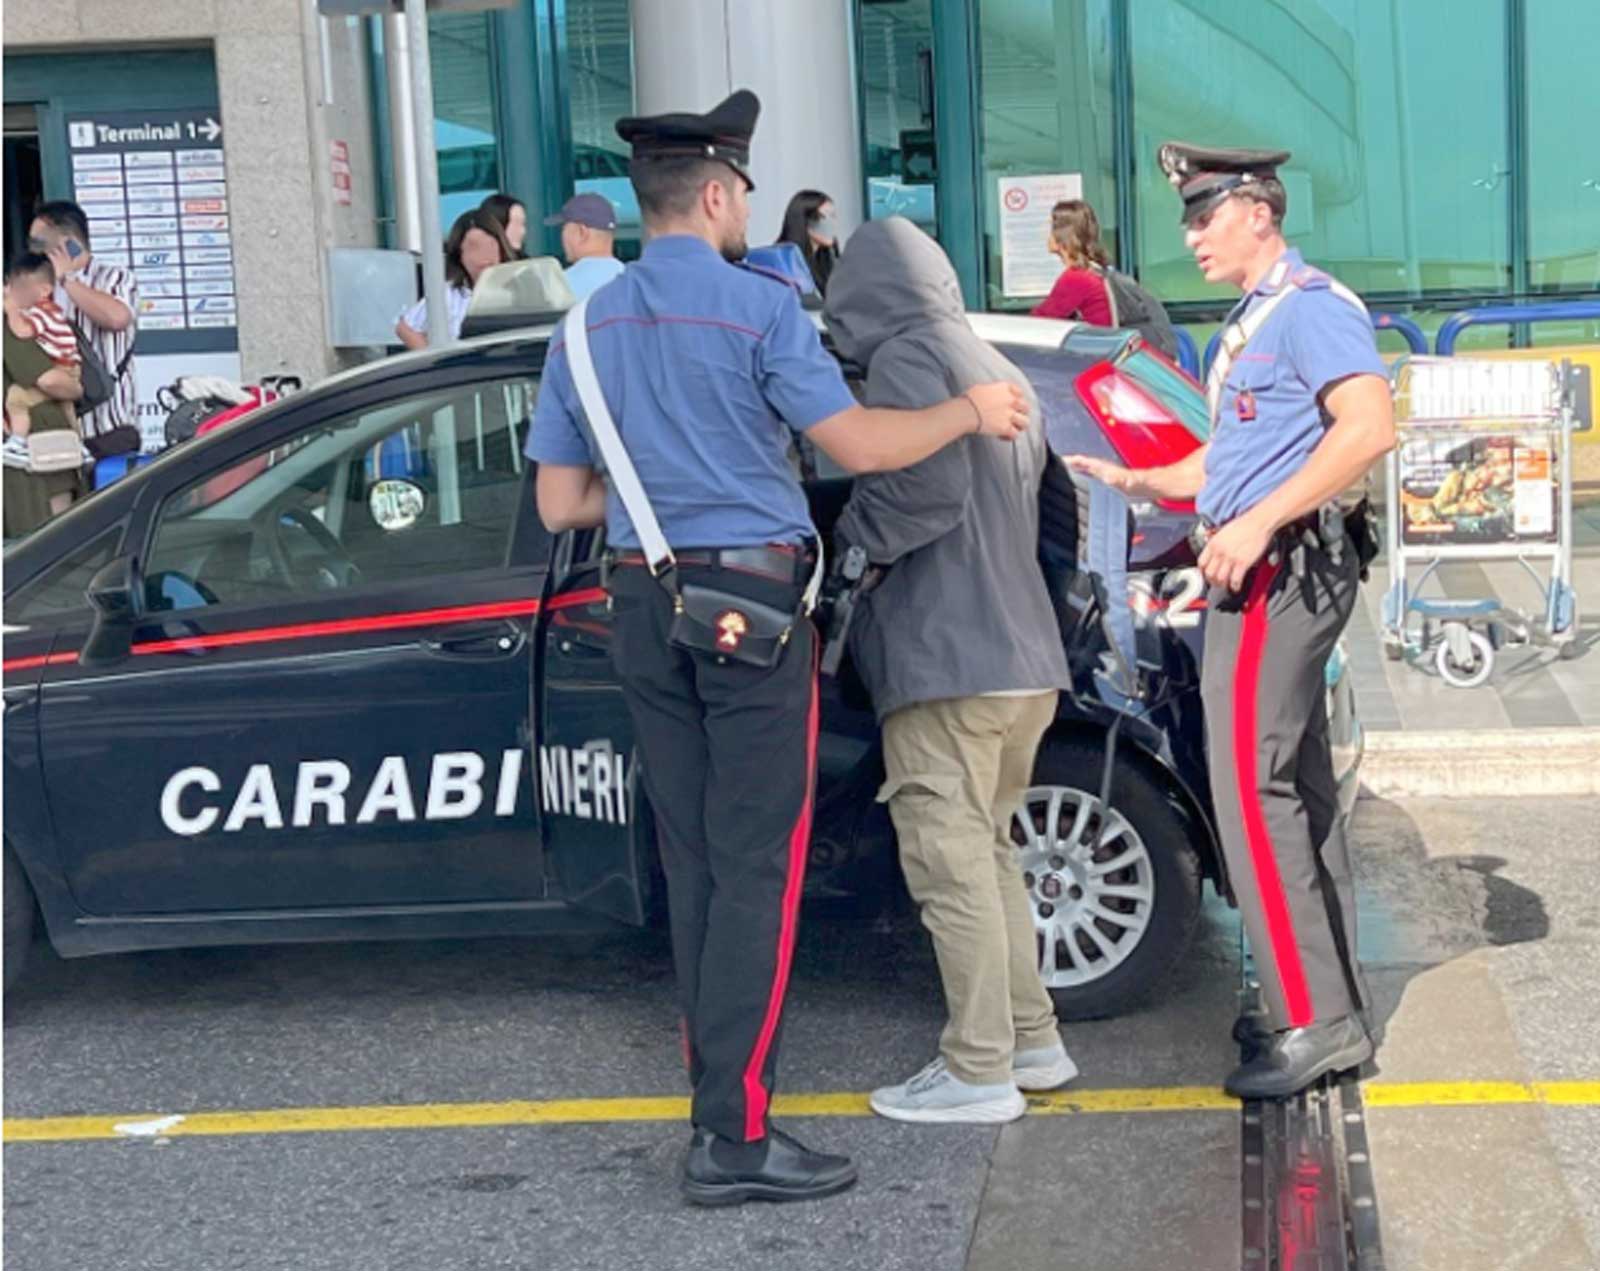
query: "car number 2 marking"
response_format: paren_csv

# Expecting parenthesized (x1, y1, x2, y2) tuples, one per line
(1130, 567, 1206, 630)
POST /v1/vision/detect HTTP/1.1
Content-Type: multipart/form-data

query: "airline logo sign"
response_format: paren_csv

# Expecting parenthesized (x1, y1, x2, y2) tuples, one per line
(159, 742, 628, 837)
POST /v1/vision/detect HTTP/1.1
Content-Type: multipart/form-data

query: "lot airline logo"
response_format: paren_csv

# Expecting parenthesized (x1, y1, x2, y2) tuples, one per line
(159, 743, 628, 837)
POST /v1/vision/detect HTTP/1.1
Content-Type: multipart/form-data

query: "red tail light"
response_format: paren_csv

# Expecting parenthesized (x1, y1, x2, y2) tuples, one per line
(1073, 361, 1200, 513)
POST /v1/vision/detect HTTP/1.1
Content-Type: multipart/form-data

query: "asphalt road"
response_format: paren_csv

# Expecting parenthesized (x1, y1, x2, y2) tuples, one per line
(5, 797, 1599, 1271)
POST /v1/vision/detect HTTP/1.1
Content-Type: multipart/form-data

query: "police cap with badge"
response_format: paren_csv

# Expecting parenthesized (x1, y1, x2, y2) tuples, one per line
(616, 89, 761, 190)
(1157, 142, 1290, 225)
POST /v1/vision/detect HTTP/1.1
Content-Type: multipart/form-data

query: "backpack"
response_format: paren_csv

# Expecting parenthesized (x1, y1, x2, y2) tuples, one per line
(1100, 267, 1180, 362)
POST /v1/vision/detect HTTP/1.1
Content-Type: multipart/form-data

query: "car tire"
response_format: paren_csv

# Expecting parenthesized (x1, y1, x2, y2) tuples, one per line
(1017, 738, 1203, 1022)
(4, 845, 37, 993)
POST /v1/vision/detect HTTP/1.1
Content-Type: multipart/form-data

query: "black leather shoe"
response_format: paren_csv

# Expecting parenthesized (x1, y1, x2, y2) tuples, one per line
(683, 1126, 858, 1207)
(1224, 1015, 1373, 1100)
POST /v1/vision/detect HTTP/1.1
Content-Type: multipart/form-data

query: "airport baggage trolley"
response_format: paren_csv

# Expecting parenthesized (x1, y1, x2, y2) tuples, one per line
(1380, 355, 1581, 688)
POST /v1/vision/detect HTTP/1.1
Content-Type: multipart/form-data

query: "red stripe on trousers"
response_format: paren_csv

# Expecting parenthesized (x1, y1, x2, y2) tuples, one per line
(740, 642, 820, 1140)
(1233, 561, 1314, 1027)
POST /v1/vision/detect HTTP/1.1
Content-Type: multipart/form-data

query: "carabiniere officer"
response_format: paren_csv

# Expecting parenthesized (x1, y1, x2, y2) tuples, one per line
(528, 89, 1030, 1204)
(1065, 143, 1396, 1100)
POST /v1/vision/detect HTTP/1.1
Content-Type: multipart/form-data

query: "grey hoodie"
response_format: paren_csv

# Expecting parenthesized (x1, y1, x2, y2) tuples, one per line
(825, 218, 1070, 722)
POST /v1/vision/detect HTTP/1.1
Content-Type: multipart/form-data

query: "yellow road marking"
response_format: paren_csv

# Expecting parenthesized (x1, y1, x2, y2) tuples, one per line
(6, 1081, 1599, 1145)
(1361, 1081, 1600, 1109)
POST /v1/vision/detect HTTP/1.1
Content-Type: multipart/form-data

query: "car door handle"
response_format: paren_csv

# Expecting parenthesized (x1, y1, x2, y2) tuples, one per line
(421, 621, 525, 659)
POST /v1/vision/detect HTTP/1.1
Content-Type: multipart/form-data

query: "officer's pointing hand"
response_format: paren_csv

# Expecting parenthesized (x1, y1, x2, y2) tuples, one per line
(965, 381, 1030, 440)
(1061, 454, 1135, 493)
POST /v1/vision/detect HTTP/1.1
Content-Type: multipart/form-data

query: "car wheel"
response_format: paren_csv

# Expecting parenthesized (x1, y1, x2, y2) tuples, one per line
(4, 845, 37, 993)
(1013, 739, 1203, 1021)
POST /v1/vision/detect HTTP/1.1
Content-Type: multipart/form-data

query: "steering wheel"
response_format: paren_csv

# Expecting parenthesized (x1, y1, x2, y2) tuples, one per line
(266, 506, 362, 591)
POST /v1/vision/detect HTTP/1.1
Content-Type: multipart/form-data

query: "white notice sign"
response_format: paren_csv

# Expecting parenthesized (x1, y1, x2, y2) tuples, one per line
(998, 173, 1084, 298)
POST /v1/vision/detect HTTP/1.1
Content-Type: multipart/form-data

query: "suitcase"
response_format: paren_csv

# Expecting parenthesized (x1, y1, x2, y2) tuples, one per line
(92, 452, 156, 489)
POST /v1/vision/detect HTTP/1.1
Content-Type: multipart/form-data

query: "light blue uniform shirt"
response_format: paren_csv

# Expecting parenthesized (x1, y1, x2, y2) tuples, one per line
(1199, 247, 1386, 525)
(528, 235, 856, 550)
(564, 255, 625, 299)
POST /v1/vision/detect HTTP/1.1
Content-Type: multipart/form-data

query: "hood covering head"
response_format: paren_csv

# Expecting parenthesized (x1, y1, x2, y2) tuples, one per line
(824, 217, 967, 366)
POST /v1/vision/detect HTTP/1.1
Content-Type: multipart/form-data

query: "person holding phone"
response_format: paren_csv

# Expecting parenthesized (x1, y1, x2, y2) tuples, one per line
(28, 201, 138, 455)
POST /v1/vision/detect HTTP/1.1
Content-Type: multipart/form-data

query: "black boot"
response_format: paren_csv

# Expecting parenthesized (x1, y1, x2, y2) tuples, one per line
(682, 1126, 858, 1207)
(1224, 1015, 1373, 1100)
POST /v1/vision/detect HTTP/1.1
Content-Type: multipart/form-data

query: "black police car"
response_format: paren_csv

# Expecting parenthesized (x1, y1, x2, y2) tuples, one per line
(1, 306, 1362, 1018)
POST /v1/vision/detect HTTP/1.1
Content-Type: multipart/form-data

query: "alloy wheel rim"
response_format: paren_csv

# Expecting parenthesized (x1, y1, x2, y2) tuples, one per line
(1012, 784, 1155, 988)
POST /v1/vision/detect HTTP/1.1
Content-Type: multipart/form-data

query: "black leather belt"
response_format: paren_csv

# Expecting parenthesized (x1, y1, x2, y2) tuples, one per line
(610, 543, 813, 585)
(1190, 511, 1321, 557)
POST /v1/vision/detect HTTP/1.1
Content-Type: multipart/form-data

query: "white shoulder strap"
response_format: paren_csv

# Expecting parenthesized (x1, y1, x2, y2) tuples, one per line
(561, 297, 675, 575)
(1206, 270, 1373, 422)
(1205, 285, 1297, 422)
(562, 296, 826, 613)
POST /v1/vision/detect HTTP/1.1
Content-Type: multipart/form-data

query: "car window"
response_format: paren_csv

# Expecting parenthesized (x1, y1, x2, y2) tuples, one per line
(144, 377, 540, 613)
(1120, 349, 1212, 442)
(5, 528, 123, 625)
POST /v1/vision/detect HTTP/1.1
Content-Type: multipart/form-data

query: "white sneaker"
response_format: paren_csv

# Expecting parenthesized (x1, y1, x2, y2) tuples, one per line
(869, 1058, 1026, 1124)
(1, 436, 31, 470)
(1012, 1041, 1080, 1092)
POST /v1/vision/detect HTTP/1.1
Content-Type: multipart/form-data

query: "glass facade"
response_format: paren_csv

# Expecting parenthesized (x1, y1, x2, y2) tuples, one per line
(859, 0, 941, 238)
(430, 11, 502, 226)
(373, 0, 635, 254)
(976, 0, 1116, 307)
(968, 0, 1599, 318)
(1526, 2, 1600, 294)
(389, 0, 1594, 326)
(564, 0, 639, 248)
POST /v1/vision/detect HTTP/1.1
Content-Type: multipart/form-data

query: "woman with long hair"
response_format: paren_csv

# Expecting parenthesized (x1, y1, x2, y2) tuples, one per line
(480, 193, 529, 258)
(1031, 199, 1112, 326)
(775, 189, 840, 296)
(395, 208, 516, 350)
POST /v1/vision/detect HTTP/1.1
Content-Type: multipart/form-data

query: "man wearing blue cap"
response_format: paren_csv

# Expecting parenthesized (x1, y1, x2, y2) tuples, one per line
(545, 192, 624, 298)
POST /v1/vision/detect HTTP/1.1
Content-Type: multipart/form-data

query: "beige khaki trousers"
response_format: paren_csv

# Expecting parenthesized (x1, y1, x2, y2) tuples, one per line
(880, 691, 1061, 1085)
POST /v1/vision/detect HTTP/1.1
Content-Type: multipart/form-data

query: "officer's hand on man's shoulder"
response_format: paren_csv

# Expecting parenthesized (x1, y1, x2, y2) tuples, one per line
(966, 381, 1030, 440)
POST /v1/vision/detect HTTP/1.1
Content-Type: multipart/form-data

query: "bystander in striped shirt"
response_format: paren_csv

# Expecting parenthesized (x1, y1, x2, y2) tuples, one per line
(58, 258, 138, 442)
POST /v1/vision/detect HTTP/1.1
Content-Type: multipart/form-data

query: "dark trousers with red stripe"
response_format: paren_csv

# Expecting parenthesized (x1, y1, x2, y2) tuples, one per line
(1201, 539, 1371, 1032)
(607, 562, 818, 1143)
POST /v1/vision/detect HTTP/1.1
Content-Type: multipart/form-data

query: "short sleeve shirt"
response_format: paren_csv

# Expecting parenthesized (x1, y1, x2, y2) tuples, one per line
(398, 285, 473, 342)
(527, 235, 856, 550)
(563, 256, 625, 299)
(1199, 248, 1386, 525)
(57, 258, 137, 439)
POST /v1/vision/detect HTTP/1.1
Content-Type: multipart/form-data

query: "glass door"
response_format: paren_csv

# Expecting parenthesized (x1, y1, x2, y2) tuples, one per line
(857, 0, 985, 304)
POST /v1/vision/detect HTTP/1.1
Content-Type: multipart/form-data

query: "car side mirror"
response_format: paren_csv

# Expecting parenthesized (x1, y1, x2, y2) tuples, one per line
(80, 556, 143, 667)
(368, 477, 427, 532)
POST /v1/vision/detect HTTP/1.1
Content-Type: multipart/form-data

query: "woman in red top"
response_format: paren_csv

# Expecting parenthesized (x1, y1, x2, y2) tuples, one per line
(1031, 199, 1113, 326)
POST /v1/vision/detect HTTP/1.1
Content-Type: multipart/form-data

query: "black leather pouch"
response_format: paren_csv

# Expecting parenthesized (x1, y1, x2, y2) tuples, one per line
(668, 581, 799, 669)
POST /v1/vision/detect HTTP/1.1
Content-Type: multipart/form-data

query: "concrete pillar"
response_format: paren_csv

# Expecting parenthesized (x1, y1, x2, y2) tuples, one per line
(629, 0, 862, 247)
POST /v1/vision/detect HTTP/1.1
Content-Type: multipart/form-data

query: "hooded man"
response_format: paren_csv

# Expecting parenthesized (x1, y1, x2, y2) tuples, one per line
(824, 218, 1078, 1124)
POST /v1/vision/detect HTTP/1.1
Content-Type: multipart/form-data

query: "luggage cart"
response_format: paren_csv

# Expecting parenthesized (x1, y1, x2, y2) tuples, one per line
(1380, 355, 1581, 688)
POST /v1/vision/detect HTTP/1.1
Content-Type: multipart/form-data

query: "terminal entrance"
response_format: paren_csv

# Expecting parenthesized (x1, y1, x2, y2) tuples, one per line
(3, 103, 44, 261)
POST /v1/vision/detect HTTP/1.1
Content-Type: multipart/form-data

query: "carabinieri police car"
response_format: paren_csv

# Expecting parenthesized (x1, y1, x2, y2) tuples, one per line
(2, 266, 1363, 1017)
